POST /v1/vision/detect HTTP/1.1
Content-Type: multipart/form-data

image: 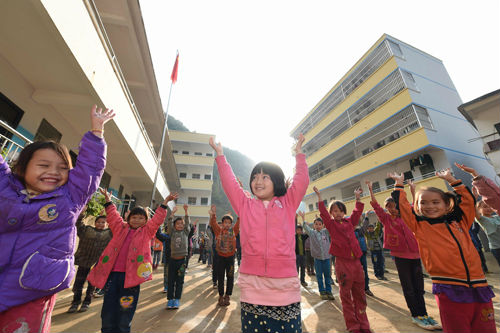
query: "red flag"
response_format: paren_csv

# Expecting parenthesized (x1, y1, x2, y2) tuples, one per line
(171, 52, 179, 84)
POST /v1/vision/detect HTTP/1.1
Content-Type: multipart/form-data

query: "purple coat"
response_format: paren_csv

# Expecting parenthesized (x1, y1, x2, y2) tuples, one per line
(0, 132, 106, 312)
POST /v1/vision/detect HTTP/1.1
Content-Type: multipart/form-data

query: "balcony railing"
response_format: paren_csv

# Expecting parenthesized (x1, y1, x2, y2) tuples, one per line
(303, 69, 407, 157)
(291, 40, 394, 139)
(0, 120, 32, 164)
(309, 104, 433, 182)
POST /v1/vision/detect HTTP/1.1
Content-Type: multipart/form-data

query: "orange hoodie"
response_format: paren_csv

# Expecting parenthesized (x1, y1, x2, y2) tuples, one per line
(392, 181, 487, 288)
(209, 214, 240, 257)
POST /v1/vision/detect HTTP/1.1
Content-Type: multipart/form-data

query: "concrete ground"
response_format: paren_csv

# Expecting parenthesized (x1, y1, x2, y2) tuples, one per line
(51, 253, 500, 333)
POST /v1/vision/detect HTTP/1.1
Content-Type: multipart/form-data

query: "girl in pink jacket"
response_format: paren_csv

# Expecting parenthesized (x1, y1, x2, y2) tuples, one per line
(209, 134, 308, 333)
(366, 180, 441, 330)
(88, 190, 178, 333)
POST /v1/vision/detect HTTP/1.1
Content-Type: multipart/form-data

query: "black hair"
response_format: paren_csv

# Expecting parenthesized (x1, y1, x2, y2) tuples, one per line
(314, 217, 323, 223)
(329, 200, 347, 214)
(12, 141, 72, 183)
(249, 161, 286, 197)
(173, 217, 184, 226)
(95, 215, 107, 222)
(127, 206, 149, 222)
(296, 225, 303, 230)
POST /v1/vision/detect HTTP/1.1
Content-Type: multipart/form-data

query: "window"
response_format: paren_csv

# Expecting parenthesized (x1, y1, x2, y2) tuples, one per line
(182, 151, 189, 155)
(188, 197, 197, 205)
(401, 70, 419, 92)
(204, 174, 212, 180)
(99, 171, 111, 189)
(201, 197, 209, 205)
(172, 150, 178, 154)
(309, 204, 314, 212)
(35, 119, 61, 142)
(385, 178, 395, 187)
(192, 173, 200, 179)
(330, 197, 336, 202)
(388, 40, 403, 58)
(195, 152, 202, 156)
(372, 181, 381, 193)
(404, 171, 414, 181)
(206, 153, 213, 157)
(179, 172, 187, 178)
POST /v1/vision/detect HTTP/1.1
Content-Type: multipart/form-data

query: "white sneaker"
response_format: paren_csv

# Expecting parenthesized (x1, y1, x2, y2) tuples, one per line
(412, 316, 434, 331)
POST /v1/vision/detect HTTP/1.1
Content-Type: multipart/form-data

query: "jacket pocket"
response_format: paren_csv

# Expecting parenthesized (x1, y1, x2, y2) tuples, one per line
(19, 245, 72, 292)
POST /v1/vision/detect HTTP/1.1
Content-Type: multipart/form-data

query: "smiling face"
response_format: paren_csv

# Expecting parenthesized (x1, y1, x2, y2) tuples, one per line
(221, 217, 232, 230)
(416, 190, 449, 219)
(329, 203, 345, 220)
(24, 148, 69, 195)
(313, 219, 323, 231)
(251, 172, 275, 201)
(128, 214, 147, 229)
(95, 217, 107, 230)
(174, 218, 185, 231)
(385, 201, 400, 217)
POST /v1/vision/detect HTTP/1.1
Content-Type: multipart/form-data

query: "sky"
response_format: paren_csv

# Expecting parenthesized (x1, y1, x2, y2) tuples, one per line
(140, 0, 500, 177)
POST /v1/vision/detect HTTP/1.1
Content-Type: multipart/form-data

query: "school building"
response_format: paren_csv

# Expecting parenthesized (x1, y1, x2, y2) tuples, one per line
(0, 0, 214, 224)
(169, 130, 215, 234)
(290, 34, 499, 220)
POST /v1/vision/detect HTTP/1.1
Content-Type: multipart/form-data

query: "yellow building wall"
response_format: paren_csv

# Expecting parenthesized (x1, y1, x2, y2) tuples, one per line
(169, 130, 213, 144)
(175, 205, 210, 218)
(303, 57, 399, 143)
(307, 128, 430, 195)
(174, 154, 214, 166)
(307, 89, 411, 166)
(180, 179, 213, 191)
(304, 175, 447, 221)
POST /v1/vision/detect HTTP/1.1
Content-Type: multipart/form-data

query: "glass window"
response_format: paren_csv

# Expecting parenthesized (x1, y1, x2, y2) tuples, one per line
(192, 173, 200, 179)
(182, 151, 189, 155)
(201, 197, 209, 205)
(179, 172, 187, 178)
(172, 150, 178, 154)
(309, 204, 314, 212)
(401, 70, 419, 92)
(388, 40, 403, 58)
(206, 153, 213, 157)
(195, 152, 202, 156)
(188, 197, 197, 205)
(204, 174, 212, 180)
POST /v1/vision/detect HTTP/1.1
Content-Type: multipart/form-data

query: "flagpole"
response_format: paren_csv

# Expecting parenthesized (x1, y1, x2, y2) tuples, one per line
(150, 51, 178, 209)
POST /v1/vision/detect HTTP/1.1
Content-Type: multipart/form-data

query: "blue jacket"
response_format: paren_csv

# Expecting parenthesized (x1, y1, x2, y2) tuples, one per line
(0, 132, 106, 311)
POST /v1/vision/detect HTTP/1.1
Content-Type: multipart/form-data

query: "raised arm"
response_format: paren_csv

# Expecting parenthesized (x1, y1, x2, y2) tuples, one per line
(183, 204, 191, 235)
(100, 188, 126, 234)
(389, 172, 418, 232)
(208, 205, 220, 234)
(347, 187, 364, 227)
(145, 193, 178, 238)
(167, 205, 178, 236)
(284, 134, 310, 209)
(456, 163, 500, 214)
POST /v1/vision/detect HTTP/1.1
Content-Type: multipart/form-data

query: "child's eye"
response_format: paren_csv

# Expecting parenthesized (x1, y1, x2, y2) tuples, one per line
(37, 164, 49, 167)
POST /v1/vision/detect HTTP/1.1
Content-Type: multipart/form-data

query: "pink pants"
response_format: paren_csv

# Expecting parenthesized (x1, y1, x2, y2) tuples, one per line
(335, 256, 371, 331)
(435, 293, 496, 333)
(0, 295, 56, 333)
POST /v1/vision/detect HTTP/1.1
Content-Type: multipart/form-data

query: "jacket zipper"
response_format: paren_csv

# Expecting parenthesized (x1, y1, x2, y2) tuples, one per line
(445, 223, 471, 286)
(264, 201, 268, 274)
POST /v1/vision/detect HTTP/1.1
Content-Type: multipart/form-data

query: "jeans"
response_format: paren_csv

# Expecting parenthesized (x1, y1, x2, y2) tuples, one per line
(491, 248, 500, 268)
(72, 266, 94, 306)
(217, 255, 235, 296)
(359, 251, 369, 291)
(101, 272, 140, 333)
(167, 258, 186, 300)
(296, 254, 306, 283)
(370, 249, 385, 278)
(153, 251, 162, 267)
(314, 258, 332, 293)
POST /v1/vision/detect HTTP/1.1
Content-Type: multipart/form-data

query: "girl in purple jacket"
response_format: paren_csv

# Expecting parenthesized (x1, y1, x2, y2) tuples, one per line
(0, 105, 114, 333)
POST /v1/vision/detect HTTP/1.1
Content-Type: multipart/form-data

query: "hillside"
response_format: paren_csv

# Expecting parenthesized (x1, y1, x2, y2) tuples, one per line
(167, 115, 254, 219)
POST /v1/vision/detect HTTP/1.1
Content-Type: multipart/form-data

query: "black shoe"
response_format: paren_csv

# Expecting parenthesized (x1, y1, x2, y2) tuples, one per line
(365, 289, 374, 297)
(67, 304, 79, 313)
(78, 303, 90, 312)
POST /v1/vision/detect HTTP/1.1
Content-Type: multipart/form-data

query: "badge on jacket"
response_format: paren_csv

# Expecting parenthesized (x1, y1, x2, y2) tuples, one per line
(38, 204, 59, 224)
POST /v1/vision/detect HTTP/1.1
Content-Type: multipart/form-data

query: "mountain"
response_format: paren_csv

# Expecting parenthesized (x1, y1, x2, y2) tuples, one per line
(167, 115, 254, 219)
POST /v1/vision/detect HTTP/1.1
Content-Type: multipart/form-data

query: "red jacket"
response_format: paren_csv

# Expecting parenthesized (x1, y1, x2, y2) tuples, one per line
(319, 201, 364, 259)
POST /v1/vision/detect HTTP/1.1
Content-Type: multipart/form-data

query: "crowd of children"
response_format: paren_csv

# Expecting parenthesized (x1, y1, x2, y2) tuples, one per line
(1, 107, 500, 333)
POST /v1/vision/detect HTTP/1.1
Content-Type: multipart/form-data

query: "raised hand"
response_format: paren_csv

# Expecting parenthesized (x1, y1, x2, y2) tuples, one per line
(455, 162, 479, 178)
(294, 133, 305, 155)
(163, 192, 179, 205)
(313, 186, 322, 200)
(298, 210, 305, 222)
(209, 137, 223, 156)
(472, 186, 479, 199)
(90, 105, 115, 138)
(354, 187, 363, 200)
(183, 203, 188, 214)
(209, 204, 216, 216)
(435, 168, 457, 183)
(99, 188, 112, 202)
(365, 180, 372, 190)
(388, 172, 404, 185)
(172, 206, 178, 215)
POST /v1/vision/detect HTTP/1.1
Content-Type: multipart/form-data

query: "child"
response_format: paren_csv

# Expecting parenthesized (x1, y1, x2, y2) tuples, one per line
(304, 236, 315, 276)
(295, 225, 309, 287)
(152, 235, 163, 270)
(363, 219, 387, 281)
(209, 205, 240, 306)
(366, 180, 440, 330)
(313, 186, 372, 333)
(354, 223, 373, 296)
(389, 169, 496, 333)
(166, 204, 194, 309)
(156, 207, 175, 293)
(88, 190, 177, 332)
(0, 105, 112, 332)
(475, 199, 500, 268)
(68, 213, 112, 313)
(298, 212, 334, 300)
(209, 134, 308, 333)
(456, 163, 500, 214)
(198, 231, 207, 264)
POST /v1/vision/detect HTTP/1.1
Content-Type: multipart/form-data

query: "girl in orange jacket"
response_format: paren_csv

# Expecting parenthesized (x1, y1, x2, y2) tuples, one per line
(389, 169, 496, 333)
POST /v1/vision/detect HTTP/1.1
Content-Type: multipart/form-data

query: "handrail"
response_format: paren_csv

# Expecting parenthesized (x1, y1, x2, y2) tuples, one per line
(83, 0, 169, 192)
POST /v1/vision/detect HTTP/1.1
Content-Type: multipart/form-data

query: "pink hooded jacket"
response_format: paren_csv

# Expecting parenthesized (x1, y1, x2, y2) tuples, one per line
(215, 153, 309, 278)
(87, 203, 167, 289)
